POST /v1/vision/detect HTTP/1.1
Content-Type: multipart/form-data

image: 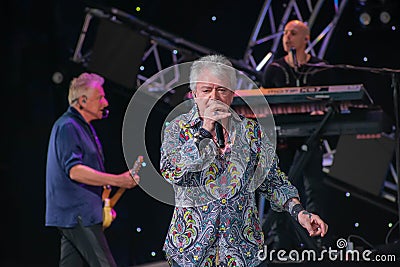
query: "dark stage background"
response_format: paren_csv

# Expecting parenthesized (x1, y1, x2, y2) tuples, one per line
(2, 0, 400, 266)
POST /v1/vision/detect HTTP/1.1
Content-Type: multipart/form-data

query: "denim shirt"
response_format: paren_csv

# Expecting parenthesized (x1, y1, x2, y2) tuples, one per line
(160, 106, 298, 266)
(46, 106, 105, 228)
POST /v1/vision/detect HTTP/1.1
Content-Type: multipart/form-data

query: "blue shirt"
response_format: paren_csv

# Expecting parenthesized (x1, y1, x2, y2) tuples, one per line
(160, 106, 299, 266)
(46, 107, 105, 228)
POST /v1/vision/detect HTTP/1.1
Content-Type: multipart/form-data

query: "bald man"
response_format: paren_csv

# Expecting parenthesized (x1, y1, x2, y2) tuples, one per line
(262, 20, 329, 87)
(260, 20, 331, 251)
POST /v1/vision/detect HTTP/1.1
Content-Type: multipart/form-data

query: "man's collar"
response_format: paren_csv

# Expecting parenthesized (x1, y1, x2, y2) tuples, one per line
(68, 106, 89, 125)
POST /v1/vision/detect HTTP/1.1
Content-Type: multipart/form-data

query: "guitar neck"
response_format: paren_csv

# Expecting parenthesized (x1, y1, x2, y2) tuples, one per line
(108, 155, 144, 208)
(109, 188, 126, 208)
(102, 185, 112, 200)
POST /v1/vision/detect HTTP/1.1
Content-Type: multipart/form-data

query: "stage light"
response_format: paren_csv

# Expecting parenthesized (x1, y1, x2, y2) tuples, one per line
(256, 52, 272, 71)
(354, 222, 360, 228)
(345, 192, 351, 197)
(151, 251, 156, 257)
(136, 7, 141, 12)
(136, 227, 142, 232)
(379, 11, 391, 24)
(211, 16, 217, 22)
(356, 0, 399, 29)
(52, 72, 64, 84)
(358, 0, 367, 6)
(359, 12, 372, 26)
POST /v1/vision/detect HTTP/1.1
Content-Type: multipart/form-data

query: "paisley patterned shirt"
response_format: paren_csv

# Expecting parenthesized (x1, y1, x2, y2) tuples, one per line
(160, 106, 298, 267)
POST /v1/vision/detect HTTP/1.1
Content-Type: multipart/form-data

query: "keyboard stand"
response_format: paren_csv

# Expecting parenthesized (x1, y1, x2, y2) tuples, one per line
(288, 103, 336, 184)
(261, 101, 337, 252)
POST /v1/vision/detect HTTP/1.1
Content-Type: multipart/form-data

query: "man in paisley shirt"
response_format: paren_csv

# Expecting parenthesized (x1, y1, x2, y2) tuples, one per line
(160, 55, 328, 266)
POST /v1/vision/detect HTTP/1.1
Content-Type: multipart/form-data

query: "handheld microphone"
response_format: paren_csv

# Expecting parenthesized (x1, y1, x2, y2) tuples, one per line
(102, 108, 109, 119)
(215, 121, 225, 148)
(290, 47, 299, 72)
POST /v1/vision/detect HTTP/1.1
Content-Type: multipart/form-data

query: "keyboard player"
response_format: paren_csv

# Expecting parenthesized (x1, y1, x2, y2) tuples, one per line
(260, 20, 331, 250)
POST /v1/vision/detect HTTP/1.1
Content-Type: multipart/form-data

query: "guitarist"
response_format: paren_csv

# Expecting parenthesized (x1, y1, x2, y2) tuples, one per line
(45, 73, 140, 267)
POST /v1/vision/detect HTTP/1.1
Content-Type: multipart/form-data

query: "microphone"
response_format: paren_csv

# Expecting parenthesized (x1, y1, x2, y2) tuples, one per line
(78, 102, 109, 119)
(290, 47, 299, 72)
(102, 108, 109, 119)
(215, 121, 225, 148)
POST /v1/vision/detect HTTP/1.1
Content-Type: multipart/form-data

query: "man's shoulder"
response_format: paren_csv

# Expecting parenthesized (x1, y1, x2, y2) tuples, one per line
(309, 56, 328, 64)
(52, 112, 83, 134)
(268, 57, 286, 67)
(165, 111, 195, 129)
(263, 57, 288, 74)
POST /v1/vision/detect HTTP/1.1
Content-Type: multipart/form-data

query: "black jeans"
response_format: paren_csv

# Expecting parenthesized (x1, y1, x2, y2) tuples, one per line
(58, 218, 117, 267)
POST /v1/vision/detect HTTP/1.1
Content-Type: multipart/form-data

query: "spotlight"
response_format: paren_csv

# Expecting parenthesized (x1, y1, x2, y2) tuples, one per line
(52, 71, 64, 84)
(358, 0, 367, 5)
(379, 11, 391, 24)
(359, 12, 372, 26)
(356, 0, 399, 29)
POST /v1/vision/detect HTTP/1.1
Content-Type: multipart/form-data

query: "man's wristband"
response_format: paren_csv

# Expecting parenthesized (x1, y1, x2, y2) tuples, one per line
(194, 128, 212, 144)
(199, 127, 212, 139)
(290, 203, 305, 222)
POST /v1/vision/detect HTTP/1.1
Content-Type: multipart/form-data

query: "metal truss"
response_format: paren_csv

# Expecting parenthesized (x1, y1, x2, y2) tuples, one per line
(243, 0, 349, 71)
(71, 1, 349, 93)
(71, 7, 257, 94)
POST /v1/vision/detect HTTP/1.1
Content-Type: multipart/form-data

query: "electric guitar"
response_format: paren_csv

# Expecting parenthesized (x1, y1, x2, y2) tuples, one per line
(102, 155, 144, 229)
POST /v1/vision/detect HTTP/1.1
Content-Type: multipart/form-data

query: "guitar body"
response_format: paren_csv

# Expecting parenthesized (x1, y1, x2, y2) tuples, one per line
(102, 198, 116, 229)
(102, 156, 143, 229)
